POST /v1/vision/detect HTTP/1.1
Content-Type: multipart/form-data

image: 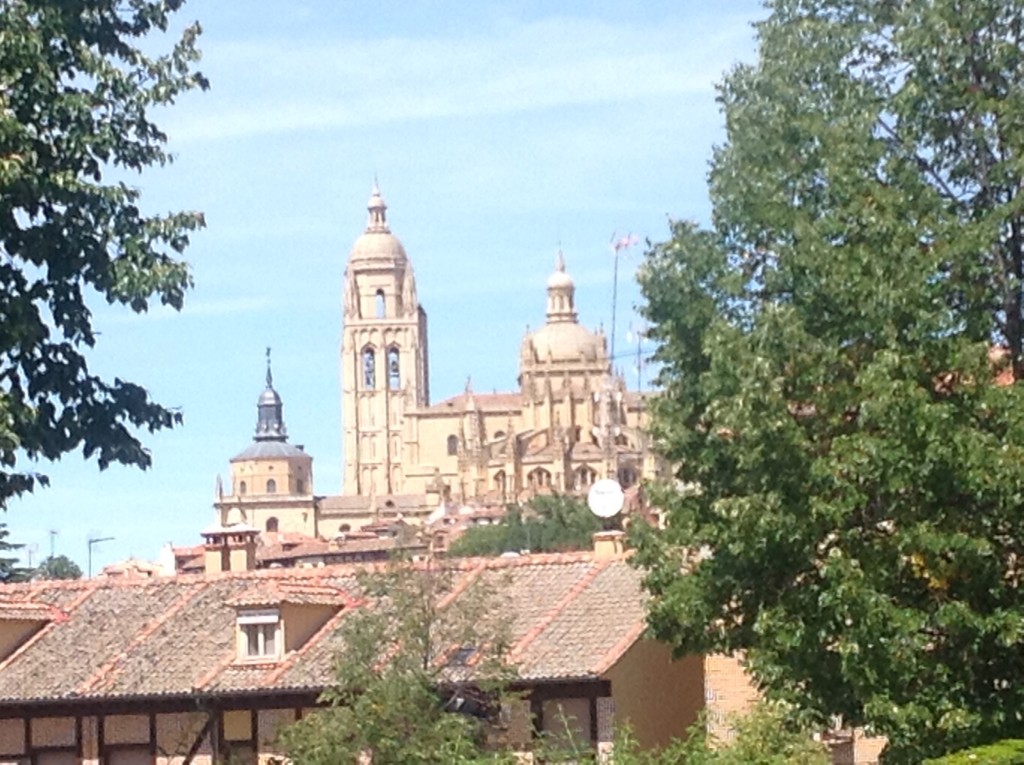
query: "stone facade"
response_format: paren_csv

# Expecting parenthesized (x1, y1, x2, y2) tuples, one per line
(332, 185, 658, 531)
(215, 185, 660, 535)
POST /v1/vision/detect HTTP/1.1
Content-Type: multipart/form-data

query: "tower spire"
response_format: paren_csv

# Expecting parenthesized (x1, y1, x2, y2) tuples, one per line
(254, 349, 287, 442)
(546, 248, 577, 323)
(366, 181, 390, 233)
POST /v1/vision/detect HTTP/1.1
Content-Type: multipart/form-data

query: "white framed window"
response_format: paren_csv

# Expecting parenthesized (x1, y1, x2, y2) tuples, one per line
(238, 609, 280, 661)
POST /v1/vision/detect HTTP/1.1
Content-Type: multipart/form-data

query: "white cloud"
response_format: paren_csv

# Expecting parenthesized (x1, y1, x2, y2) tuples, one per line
(166, 14, 757, 142)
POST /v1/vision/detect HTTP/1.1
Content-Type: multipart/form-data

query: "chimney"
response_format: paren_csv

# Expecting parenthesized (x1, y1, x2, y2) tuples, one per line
(201, 524, 259, 573)
(592, 530, 626, 560)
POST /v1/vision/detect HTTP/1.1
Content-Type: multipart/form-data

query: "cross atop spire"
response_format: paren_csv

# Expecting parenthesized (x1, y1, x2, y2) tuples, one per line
(265, 346, 273, 388)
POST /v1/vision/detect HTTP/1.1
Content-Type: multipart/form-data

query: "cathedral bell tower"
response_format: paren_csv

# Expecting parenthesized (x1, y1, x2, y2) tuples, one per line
(341, 183, 429, 497)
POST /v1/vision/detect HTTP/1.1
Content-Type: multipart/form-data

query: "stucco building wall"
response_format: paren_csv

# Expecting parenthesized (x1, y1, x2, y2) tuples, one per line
(605, 640, 705, 750)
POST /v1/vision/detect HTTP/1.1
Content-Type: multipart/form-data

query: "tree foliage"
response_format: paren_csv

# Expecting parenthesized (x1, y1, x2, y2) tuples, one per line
(0, 524, 28, 583)
(276, 563, 826, 764)
(448, 495, 604, 558)
(277, 561, 517, 765)
(32, 553, 81, 580)
(634, 1, 1024, 762)
(924, 739, 1024, 765)
(0, 0, 208, 507)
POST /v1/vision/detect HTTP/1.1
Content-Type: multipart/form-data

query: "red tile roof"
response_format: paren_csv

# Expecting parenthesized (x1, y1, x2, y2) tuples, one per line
(0, 552, 644, 705)
(420, 392, 524, 414)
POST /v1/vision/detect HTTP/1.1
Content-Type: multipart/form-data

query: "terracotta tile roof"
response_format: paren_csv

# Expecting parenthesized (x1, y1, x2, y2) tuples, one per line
(226, 581, 356, 608)
(419, 392, 523, 414)
(319, 494, 428, 512)
(0, 552, 644, 706)
(258, 536, 427, 565)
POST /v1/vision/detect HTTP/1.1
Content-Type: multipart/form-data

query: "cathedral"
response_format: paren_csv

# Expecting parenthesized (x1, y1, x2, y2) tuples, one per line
(214, 184, 656, 537)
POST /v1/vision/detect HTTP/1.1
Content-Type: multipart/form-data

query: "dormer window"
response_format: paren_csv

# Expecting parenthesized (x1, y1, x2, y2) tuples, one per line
(0, 601, 58, 663)
(237, 609, 280, 661)
(229, 584, 351, 665)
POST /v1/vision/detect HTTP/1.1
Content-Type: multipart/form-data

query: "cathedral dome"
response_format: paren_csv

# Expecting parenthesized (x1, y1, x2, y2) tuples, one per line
(526, 321, 604, 363)
(521, 250, 608, 366)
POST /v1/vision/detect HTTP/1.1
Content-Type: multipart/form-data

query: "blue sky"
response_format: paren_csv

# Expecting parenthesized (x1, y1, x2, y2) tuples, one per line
(8, 1, 767, 572)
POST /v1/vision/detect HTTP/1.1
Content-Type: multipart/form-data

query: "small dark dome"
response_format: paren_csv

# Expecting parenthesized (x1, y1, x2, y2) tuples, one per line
(258, 387, 282, 407)
(254, 352, 287, 442)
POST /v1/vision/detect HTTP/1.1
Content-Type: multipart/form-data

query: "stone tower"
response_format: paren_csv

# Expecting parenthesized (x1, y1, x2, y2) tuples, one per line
(341, 183, 429, 497)
(215, 352, 316, 536)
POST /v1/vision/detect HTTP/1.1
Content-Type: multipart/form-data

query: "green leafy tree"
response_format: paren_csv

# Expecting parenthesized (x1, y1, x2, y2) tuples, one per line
(0, 0, 208, 508)
(533, 702, 829, 764)
(624, 703, 828, 765)
(449, 495, 604, 557)
(33, 554, 81, 580)
(277, 561, 517, 764)
(634, 1, 1024, 762)
(0, 524, 28, 582)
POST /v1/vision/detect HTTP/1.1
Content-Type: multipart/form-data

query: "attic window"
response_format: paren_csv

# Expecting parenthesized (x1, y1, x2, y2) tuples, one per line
(237, 609, 280, 661)
(449, 645, 477, 667)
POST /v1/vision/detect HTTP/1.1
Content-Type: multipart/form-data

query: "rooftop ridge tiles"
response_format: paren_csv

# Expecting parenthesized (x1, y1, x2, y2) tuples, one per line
(77, 580, 211, 696)
(435, 559, 490, 611)
(0, 600, 61, 614)
(0, 583, 98, 674)
(507, 559, 611, 665)
(0, 552, 604, 595)
(262, 605, 354, 687)
(226, 582, 357, 609)
(592, 620, 648, 677)
(193, 647, 240, 694)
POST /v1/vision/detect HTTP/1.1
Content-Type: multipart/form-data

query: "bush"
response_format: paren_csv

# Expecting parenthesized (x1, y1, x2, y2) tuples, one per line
(924, 739, 1024, 765)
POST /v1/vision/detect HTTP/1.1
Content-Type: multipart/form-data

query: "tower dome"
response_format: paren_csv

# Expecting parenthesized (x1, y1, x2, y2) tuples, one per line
(347, 182, 408, 265)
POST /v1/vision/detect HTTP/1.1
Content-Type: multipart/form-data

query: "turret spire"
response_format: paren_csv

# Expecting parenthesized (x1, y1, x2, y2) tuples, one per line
(254, 349, 287, 442)
(546, 248, 577, 323)
(366, 181, 390, 233)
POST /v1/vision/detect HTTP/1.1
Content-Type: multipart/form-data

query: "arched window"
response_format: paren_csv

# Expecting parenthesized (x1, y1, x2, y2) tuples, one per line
(574, 466, 596, 490)
(528, 467, 551, 489)
(375, 289, 386, 318)
(265, 517, 279, 533)
(238, 480, 247, 496)
(363, 347, 376, 388)
(387, 346, 400, 389)
(446, 434, 459, 456)
(339, 524, 351, 533)
(494, 470, 506, 496)
(296, 478, 305, 494)
(266, 478, 277, 494)
(493, 430, 506, 441)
